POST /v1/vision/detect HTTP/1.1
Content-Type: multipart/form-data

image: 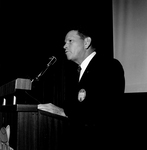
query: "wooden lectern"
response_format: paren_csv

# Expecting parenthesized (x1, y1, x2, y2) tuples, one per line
(0, 79, 68, 150)
(0, 78, 32, 105)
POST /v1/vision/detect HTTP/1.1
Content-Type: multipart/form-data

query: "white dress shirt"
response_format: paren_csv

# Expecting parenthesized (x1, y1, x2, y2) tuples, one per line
(79, 51, 96, 81)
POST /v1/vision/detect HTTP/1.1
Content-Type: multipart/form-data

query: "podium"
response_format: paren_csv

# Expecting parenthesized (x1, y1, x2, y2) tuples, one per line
(0, 104, 68, 150)
(0, 79, 69, 150)
(0, 78, 33, 105)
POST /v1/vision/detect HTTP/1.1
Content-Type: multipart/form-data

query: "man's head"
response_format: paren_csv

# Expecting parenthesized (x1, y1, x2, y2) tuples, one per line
(64, 30, 95, 65)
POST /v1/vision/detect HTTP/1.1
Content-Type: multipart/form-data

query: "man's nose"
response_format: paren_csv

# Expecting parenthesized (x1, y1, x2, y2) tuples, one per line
(63, 43, 68, 49)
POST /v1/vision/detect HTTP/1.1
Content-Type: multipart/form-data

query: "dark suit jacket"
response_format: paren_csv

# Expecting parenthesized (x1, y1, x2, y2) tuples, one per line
(64, 53, 125, 126)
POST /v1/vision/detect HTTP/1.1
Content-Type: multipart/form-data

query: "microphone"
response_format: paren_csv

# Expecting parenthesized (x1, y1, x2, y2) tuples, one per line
(47, 56, 57, 66)
(32, 56, 57, 82)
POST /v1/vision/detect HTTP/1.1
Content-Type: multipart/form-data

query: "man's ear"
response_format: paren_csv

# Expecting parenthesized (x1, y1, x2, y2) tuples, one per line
(84, 37, 91, 49)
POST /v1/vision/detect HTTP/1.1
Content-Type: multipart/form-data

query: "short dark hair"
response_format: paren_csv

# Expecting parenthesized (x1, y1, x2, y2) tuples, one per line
(64, 23, 97, 49)
(76, 27, 97, 49)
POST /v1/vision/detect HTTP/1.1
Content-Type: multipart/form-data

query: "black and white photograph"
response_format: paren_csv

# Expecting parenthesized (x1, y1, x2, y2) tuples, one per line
(0, 0, 146, 149)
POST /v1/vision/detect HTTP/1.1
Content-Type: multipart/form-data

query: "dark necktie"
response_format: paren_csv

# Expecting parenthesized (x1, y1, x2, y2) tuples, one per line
(77, 65, 81, 80)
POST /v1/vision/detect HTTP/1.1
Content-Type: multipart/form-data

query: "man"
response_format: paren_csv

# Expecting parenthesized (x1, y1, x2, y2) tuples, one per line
(63, 29, 125, 149)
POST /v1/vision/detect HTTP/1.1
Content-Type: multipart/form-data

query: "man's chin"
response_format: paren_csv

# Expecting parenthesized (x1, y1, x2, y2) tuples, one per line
(66, 54, 72, 60)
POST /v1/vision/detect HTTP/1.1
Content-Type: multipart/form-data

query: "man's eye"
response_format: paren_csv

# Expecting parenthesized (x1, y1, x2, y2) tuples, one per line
(69, 40, 73, 43)
(65, 39, 73, 44)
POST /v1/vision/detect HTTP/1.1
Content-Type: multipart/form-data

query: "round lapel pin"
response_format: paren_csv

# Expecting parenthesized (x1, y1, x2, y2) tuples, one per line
(78, 89, 86, 102)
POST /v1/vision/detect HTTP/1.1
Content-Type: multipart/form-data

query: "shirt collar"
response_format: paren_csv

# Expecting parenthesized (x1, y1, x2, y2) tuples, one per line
(80, 51, 96, 71)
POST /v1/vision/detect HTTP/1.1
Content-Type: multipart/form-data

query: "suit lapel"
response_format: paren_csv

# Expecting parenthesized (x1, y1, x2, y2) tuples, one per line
(79, 54, 97, 82)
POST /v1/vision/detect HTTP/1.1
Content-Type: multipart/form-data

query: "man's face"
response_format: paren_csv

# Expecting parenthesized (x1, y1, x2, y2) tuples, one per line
(64, 30, 85, 62)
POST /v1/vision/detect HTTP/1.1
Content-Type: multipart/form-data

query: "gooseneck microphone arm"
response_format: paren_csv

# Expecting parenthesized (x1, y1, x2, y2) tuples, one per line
(31, 56, 57, 82)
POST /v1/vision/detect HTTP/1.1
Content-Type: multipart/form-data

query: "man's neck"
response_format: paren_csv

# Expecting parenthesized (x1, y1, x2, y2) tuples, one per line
(80, 48, 95, 65)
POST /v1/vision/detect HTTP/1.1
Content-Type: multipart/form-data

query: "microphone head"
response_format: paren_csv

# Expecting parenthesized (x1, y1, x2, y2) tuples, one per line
(48, 56, 57, 66)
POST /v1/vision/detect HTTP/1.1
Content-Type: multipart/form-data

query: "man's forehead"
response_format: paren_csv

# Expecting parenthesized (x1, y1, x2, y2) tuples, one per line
(65, 30, 80, 41)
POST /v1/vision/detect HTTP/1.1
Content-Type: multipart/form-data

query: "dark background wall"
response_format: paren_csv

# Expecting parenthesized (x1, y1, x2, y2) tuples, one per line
(1, 1, 113, 105)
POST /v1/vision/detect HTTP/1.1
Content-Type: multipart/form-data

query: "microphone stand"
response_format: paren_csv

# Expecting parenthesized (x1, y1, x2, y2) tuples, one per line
(31, 56, 57, 83)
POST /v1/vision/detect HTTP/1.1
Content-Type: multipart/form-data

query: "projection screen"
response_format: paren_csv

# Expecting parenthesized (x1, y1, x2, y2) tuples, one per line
(113, 0, 147, 93)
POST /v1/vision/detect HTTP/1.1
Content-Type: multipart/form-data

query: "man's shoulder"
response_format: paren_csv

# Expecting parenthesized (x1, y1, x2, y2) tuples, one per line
(112, 58, 124, 72)
(112, 58, 122, 65)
